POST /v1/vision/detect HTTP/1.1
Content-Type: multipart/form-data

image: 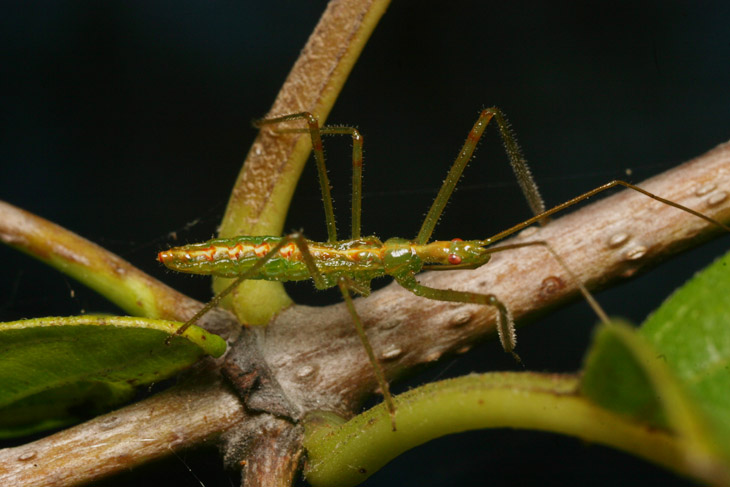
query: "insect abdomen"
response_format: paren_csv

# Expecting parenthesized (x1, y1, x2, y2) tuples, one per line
(158, 236, 311, 280)
(158, 235, 388, 282)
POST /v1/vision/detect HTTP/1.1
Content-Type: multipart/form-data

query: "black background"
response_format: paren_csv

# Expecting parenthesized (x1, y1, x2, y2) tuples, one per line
(1, 2, 730, 486)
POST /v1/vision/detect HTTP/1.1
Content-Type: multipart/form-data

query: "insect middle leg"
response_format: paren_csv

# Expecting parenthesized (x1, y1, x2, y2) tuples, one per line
(286, 233, 397, 429)
(338, 277, 397, 430)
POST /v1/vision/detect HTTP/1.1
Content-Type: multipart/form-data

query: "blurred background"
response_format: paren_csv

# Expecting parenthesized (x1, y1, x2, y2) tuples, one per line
(1, 2, 729, 486)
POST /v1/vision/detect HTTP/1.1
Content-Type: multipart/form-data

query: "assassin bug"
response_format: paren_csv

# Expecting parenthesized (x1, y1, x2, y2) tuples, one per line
(158, 108, 730, 430)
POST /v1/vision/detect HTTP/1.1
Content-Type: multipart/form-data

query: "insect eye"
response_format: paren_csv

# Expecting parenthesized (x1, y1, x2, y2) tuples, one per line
(451, 238, 463, 242)
(448, 253, 462, 265)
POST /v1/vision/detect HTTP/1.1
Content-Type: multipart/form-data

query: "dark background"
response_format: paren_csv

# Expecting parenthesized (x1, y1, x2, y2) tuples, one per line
(2, 2, 730, 486)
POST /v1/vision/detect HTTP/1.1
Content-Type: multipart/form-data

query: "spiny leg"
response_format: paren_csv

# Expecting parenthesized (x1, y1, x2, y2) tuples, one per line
(254, 113, 366, 241)
(416, 107, 546, 245)
(485, 180, 730, 247)
(254, 113, 338, 242)
(395, 272, 522, 363)
(338, 278, 397, 431)
(321, 126, 363, 239)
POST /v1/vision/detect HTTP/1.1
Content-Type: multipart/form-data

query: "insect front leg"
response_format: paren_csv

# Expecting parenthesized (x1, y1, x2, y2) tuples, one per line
(395, 273, 522, 364)
(416, 107, 546, 245)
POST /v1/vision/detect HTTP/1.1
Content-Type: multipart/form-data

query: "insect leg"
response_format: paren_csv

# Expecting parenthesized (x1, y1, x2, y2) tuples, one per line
(254, 113, 338, 242)
(318, 126, 363, 240)
(255, 114, 365, 240)
(288, 234, 395, 428)
(396, 272, 523, 364)
(338, 277, 397, 431)
(416, 107, 546, 245)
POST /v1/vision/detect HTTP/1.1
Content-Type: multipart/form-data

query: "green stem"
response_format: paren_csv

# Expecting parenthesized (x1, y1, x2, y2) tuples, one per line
(303, 372, 688, 487)
(214, 0, 391, 325)
(0, 201, 199, 322)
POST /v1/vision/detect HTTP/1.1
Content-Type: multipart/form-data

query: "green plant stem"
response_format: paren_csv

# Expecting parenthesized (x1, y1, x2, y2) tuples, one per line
(0, 201, 200, 323)
(303, 373, 688, 487)
(214, 0, 392, 325)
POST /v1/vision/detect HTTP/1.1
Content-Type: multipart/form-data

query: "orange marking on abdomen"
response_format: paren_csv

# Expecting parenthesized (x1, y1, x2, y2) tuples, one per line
(228, 243, 245, 260)
(203, 246, 216, 262)
(254, 243, 271, 257)
(279, 243, 297, 258)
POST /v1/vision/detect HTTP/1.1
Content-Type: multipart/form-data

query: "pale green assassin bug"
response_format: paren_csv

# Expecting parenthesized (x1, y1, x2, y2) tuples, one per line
(159, 107, 730, 430)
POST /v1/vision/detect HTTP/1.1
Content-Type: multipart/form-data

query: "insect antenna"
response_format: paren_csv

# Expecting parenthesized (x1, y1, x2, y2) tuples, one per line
(485, 180, 730, 247)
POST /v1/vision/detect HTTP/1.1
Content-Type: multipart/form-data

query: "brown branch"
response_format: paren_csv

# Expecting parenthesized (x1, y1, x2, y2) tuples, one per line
(0, 140, 727, 486)
(236, 418, 304, 487)
(0, 369, 245, 486)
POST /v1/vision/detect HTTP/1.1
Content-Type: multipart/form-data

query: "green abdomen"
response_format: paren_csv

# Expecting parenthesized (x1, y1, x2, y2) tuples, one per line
(158, 235, 387, 284)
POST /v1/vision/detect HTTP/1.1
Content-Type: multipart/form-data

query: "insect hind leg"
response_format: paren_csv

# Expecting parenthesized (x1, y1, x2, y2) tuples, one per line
(254, 113, 366, 242)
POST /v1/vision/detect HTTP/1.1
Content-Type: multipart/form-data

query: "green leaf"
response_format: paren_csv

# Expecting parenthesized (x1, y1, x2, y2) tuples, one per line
(0, 315, 226, 438)
(641, 250, 730, 462)
(581, 250, 730, 482)
(580, 321, 668, 428)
